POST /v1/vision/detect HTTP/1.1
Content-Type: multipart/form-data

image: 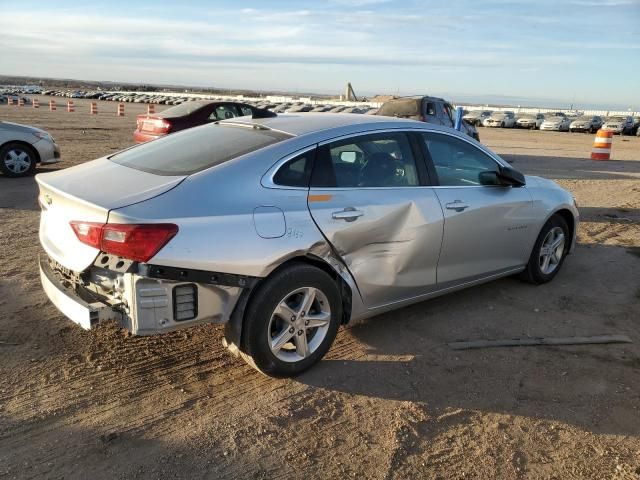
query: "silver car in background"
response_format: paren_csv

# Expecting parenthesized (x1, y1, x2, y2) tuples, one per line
(1, 121, 60, 177)
(601, 116, 634, 135)
(569, 115, 603, 133)
(37, 114, 578, 377)
(540, 113, 572, 132)
(483, 111, 516, 128)
(516, 114, 545, 130)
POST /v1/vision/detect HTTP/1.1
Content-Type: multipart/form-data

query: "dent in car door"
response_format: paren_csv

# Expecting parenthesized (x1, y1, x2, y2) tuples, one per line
(422, 132, 535, 284)
(307, 132, 444, 308)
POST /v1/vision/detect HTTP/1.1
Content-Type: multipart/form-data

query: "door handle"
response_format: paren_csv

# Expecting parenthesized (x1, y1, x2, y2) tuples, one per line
(445, 201, 470, 212)
(332, 208, 364, 222)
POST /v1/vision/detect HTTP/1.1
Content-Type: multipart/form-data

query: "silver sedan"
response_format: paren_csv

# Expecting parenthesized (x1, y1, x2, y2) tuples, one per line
(37, 114, 578, 377)
(1, 121, 60, 177)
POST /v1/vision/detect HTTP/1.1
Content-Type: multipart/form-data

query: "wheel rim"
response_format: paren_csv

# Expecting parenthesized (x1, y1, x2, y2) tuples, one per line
(268, 287, 331, 363)
(4, 149, 32, 174)
(539, 227, 565, 275)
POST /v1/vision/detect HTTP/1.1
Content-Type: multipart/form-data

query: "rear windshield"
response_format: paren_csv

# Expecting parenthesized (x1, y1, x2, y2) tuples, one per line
(159, 100, 211, 117)
(110, 124, 291, 175)
(377, 99, 421, 117)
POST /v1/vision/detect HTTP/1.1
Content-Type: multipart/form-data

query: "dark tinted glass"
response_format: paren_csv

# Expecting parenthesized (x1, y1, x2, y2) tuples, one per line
(273, 150, 315, 187)
(159, 101, 209, 117)
(311, 132, 419, 188)
(110, 124, 291, 176)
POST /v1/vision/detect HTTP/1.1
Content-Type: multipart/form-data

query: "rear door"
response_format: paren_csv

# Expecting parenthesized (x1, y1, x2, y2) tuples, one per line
(420, 131, 535, 284)
(307, 131, 444, 308)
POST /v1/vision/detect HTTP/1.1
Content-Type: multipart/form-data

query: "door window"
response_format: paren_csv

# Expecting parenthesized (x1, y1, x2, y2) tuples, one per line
(311, 132, 420, 188)
(422, 133, 500, 187)
(209, 105, 240, 121)
(239, 106, 253, 116)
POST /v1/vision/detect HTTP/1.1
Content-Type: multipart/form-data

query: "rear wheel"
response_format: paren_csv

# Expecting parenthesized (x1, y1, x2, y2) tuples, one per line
(520, 215, 569, 284)
(240, 263, 342, 377)
(0, 142, 37, 177)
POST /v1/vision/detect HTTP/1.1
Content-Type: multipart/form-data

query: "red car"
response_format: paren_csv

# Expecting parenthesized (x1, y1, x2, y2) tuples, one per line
(133, 101, 275, 143)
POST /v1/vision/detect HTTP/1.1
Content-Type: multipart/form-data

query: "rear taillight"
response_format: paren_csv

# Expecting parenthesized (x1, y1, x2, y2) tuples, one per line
(70, 221, 178, 263)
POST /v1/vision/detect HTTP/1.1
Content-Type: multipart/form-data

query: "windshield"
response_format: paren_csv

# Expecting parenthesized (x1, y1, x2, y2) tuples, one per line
(110, 124, 292, 175)
(576, 116, 592, 121)
(606, 117, 625, 122)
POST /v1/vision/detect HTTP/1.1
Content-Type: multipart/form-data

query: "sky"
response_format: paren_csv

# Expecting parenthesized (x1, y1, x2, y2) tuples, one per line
(1, 0, 639, 109)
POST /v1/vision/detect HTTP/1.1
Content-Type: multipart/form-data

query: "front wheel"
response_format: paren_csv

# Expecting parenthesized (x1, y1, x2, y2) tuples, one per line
(520, 215, 570, 284)
(240, 263, 342, 377)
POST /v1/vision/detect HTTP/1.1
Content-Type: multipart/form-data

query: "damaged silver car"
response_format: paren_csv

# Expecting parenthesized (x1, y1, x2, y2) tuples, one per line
(38, 113, 579, 377)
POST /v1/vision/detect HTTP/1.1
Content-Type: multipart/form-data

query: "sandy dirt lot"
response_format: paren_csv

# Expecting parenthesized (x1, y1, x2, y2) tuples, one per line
(1, 98, 639, 479)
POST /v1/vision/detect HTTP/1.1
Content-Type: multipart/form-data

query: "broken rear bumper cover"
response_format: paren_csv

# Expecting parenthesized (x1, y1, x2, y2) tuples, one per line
(39, 256, 248, 335)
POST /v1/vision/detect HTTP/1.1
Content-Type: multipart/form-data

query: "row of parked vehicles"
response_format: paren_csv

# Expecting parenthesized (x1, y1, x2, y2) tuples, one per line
(464, 110, 640, 135)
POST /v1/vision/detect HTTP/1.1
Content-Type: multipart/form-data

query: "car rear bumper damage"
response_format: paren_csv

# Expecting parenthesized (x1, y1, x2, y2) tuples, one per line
(39, 254, 248, 335)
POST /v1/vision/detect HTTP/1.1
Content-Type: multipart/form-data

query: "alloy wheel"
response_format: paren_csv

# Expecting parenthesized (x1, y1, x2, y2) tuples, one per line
(539, 226, 565, 275)
(268, 287, 332, 362)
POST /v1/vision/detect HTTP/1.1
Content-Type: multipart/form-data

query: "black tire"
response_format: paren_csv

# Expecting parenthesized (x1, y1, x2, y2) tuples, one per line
(520, 215, 570, 285)
(0, 142, 37, 177)
(240, 263, 342, 377)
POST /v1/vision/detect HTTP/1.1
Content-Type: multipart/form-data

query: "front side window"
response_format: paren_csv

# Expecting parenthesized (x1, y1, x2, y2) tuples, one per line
(209, 105, 240, 121)
(311, 132, 420, 188)
(422, 132, 500, 187)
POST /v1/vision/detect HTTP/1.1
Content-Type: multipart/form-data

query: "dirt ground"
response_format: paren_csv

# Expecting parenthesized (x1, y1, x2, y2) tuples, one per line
(1, 98, 639, 480)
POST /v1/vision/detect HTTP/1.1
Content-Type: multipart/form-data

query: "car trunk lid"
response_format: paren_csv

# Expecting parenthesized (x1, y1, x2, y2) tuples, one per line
(37, 158, 185, 272)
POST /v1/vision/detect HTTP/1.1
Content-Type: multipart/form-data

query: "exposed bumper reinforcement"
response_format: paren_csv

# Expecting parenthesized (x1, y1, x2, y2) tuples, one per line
(39, 256, 121, 330)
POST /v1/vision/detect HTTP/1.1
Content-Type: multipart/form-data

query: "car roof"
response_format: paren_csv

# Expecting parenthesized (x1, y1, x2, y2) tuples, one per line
(219, 112, 423, 137)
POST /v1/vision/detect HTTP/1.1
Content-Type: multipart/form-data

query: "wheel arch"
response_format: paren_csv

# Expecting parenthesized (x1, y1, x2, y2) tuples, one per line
(0, 140, 41, 163)
(551, 208, 576, 253)
(223, 254, 354, 357)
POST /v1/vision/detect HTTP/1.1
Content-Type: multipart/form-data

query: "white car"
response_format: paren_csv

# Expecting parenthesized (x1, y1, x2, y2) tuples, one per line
(1, 121, 61, 177)
(540, 114, 571, 132)
(483, 111, 516, 128)
(601, 116, 634, 135)
(516, 114, 545, 130)
(569, 115, 603, 133)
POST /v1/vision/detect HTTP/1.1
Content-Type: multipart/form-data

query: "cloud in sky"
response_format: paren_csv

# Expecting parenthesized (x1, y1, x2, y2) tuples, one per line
(1, 0, 639, 108)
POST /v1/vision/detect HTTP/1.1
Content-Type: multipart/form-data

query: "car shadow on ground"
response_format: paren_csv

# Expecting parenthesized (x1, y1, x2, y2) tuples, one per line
(502, 154, 640, 181)
(297, 242, 640, 437)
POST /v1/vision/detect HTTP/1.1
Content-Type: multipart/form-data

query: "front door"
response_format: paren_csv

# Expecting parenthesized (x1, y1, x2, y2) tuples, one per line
(307, 131, 444, 308)
(420, 131, 535, 284)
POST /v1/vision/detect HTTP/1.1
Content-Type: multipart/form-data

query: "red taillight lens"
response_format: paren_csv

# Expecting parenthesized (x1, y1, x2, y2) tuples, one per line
(70, 222, 178, 263)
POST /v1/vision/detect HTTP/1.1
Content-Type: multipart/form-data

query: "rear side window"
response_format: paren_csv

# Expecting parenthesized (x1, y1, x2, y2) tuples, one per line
(110, 124, 291, 175)
(273, 150, 315, 187)
(209, 105, 241, 121)
(311, 132, 420, 188)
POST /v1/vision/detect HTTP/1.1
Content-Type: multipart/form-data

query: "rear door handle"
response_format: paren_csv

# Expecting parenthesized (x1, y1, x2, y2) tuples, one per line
(445, 201, 470, 212)
(332, 208, 364, 222)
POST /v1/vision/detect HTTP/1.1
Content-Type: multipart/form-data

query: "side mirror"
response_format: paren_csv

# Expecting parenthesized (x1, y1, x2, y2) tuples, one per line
(340, 151, 358, 163)
(498, 166, 526, 186)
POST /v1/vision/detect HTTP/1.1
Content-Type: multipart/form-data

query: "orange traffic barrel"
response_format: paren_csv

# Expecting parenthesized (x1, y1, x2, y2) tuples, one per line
(590, 130, 613, 160)
(147, 103, 155, 114)
(7, 97, 13, 106)
(67, 100, 75, 112)
(90, 102, 98, 114)
(18, 97, 25, 107)
(49, 99, 56, 111)
(116, 103, 125, 116)
(33, 98, 39, 109)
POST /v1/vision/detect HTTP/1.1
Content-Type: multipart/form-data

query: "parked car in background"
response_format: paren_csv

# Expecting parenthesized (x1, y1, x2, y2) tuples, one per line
(483, 111, 516, 128)
(133, 101, 275, 143)
(632, 116, 640, 135)
(376, 96, 480, 141)
(463, 110, 492, 127)
(516, 114, 545, 130)
(569, 115, 603, 133)
(540, 114, 572, 132)
(0, 121, 60, 177)
(37, 113, 578, 377)
(601, 116, 635, 135)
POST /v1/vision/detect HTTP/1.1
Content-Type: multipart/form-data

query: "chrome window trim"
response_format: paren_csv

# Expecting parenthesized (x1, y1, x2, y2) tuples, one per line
(261, 126, 510, 190)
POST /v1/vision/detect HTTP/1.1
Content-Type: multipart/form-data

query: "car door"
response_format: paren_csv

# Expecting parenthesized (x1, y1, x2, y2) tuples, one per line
(420, 131, 535, 285)
(307, 131, 444, 308)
